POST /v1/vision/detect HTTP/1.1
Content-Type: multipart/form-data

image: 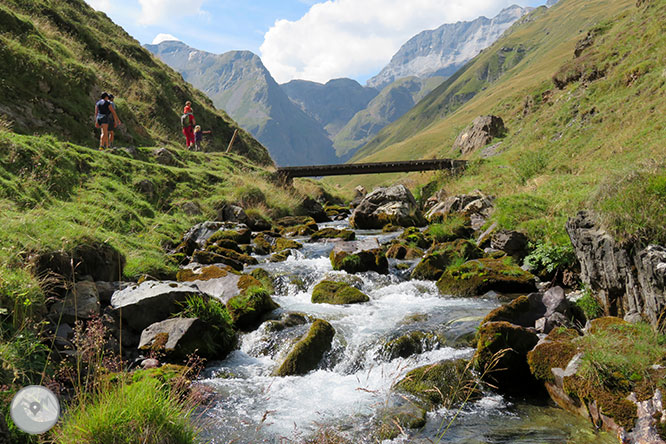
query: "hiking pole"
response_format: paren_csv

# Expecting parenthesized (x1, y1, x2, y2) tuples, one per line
(226, 129, 238, 153)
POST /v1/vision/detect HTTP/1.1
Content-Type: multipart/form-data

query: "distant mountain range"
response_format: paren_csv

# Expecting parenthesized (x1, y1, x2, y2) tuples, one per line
(366, 5, 531, 90)
(146, 4, 532, 165)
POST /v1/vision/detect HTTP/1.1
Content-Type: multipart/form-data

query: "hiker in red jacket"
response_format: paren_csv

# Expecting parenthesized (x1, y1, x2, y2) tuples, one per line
(181, 101, 196, 149)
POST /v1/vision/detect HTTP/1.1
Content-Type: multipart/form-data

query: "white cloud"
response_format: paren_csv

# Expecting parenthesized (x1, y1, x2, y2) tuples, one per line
(152, 33, 181, 44)
(86, 0, 112, 11)
(138, 0, 206, 25)
(260, 0, 520, 84)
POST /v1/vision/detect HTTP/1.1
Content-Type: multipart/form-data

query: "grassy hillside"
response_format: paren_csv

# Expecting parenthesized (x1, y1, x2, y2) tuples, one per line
(329, 0, 665, 247)
(0, 0, 270, 165)
(348, 0, 633, 163)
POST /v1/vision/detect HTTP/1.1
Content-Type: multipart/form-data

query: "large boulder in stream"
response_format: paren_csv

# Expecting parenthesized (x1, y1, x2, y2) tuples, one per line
(110, 281, 204, 332)
(436, 258, 536, 297)
(411, 239, 483, 281)
(329, 239, 388, 274)
(350, 185, 425, 229)
(394, 359, 482, 409)
(226, 287, 279, 331)
(138, 317, 236, 360)
(274, 319, 336, 376)
(311, 280, 369, 305)
(474, 321, 540, 394)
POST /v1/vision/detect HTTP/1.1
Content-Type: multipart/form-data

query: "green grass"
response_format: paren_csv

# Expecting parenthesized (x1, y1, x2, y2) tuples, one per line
(53, 378, 198, 444)
(0, 0, 270, 165)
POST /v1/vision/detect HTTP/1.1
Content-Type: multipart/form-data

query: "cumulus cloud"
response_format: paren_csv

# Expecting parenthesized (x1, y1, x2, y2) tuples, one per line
(138, 0, 206, 25)
(261, 0, 521, 84)
(86, 0, 112, 11)
(152, 33, 181, 44)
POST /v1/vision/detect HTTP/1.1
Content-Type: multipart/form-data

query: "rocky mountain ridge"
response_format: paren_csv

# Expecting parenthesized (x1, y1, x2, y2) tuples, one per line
(366, 5, 532, 90)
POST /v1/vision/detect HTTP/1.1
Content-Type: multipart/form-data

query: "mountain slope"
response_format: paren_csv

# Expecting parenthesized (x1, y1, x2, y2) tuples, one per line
(332, 0, 664, 247)
(367, 5, 531, 90)
(332, 76, 444, 158)
(0, 0, 270, 165)
(350, 0, 633, 163)
(146, 42, 337, 166)
(281, 78, 378, 139)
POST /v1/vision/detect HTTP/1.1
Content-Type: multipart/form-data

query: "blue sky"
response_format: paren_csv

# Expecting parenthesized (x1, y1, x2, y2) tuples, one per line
(86, 0, 547, 84)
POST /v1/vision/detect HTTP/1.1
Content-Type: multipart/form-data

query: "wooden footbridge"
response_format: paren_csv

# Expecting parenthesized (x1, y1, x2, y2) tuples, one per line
(276, 158, 466, 181)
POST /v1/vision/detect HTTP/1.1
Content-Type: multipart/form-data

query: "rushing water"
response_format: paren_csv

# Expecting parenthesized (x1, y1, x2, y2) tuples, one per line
(197, 220, 615, 444)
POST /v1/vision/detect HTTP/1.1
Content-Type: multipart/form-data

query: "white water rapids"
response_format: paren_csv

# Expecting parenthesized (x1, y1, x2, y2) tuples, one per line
(196, 223, 615, 444)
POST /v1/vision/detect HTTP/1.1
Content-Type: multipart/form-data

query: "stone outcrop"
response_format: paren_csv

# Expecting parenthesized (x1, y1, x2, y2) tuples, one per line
(425, 191, 494, 230)
(452, 115, 506, 155)
(31, 242, 125, 284)
(49, 281, 100, 323)
(566, 211, 666, 327)
(274, 319, 335, 376)
(350, 185, 425, 229)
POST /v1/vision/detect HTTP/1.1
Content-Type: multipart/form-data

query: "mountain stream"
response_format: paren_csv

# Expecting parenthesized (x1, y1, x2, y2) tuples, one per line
(197, 219, 615, 444)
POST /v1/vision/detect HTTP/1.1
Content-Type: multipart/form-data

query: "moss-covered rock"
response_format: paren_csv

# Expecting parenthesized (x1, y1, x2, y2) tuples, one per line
(481, 293, 546, 327)
(250, 268, 275, 294)
(275, 216, 316, 228)
(226, 287, 279, 331)
(311, 280, 369, 305)
(273, 238, 303, 252)
(330, 249, 389, 274)
(270, 250, 293, 262)
(527, 336, 579, 384)
(381, 224, 402, 233)
(324, 204, 350, 219)
(206, 228, 252, 246)
(191, 250, 244, 271)
(310, 228, 356, 242)
(411, 239, 483, 281)
(274, 319, 336, 376)
(474, 321, 540, 394)
(395, 359, 482, 410)
(265, 312, 309, 332)
(282, 221, 319, 237)
(436, 258, 537, 297)
(399, 227, 432, 249)
(253, 232, 277, 255)
(206, 245, 258, 266)
(206, 237, 242, 253)
(385, 242, 424, 260)
(176, 265, 237, 282)
(375, 404, 427, 439)
(380, 331, 441, 360)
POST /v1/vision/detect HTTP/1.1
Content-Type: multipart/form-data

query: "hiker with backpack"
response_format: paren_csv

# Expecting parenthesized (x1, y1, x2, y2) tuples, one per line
(95, 92, 121, 150)
(181, 101, 196, 149)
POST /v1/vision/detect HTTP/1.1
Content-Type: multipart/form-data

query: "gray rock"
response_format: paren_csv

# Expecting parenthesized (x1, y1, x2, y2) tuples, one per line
(350, 185, 367, 209)
(193, 274, 242, 304)
(425, 192, 494, 225)
(96, 281, 131, 305)
(138, 317, 205, 359)
(153, 147, 178, 166)
(180, 201, 202, 216)
(216, 204, 250, 226)
(566, 211, 666, 327)
(542, 286, 569, 318)
(453, 115, 506, 155)
(110, 281, 203, 332)
(350, 184, 425, 229)
(49, 281, 100, 323)
(491, 230, 529, 260)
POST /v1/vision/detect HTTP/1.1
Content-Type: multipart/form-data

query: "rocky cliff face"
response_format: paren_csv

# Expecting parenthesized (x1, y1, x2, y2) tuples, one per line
(566, 211, 666, 327)
(366, 5, 531, 90)
(146, 41, 337, 166)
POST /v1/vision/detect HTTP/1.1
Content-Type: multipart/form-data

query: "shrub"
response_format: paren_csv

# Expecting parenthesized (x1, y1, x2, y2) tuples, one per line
(523, 241, 577, 278)
(575, 288, 603, 320)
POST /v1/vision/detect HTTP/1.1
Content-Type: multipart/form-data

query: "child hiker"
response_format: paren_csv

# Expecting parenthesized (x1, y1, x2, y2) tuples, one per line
(193, 125, 212, 151)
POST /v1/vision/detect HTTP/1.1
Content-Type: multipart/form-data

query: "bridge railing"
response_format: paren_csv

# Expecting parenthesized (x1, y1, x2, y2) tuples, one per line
(276, 158, 466, 180)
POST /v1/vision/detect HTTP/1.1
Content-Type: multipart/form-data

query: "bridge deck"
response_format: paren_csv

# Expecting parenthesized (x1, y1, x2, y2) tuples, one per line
(276, 158, 466, 179)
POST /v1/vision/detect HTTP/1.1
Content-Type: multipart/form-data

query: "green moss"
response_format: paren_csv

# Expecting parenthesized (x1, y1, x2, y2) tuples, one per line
(411, 239, 483, 281)
(436, 258, 536, 297)
(207, 229, 252, 246)
(275, 216, 316, 228)
(424, 215, 472, 241)
(226, 286, 279, 330)
(381, 224, 401, 233)
(528, 340, 579, 383)
(311, 280, 369, 305)
(206, 245, 257, 266)
(329, 249, 389, 274)
(273, 238, 303, 252)
(274, 319, 335, 376)
(395, 359, 481, 409)
(385, 242, 424, 260)
(381, 331, 440, 360)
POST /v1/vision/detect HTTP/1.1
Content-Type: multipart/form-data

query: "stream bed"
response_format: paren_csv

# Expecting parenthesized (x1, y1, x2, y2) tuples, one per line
(196, 220, 615, 443)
